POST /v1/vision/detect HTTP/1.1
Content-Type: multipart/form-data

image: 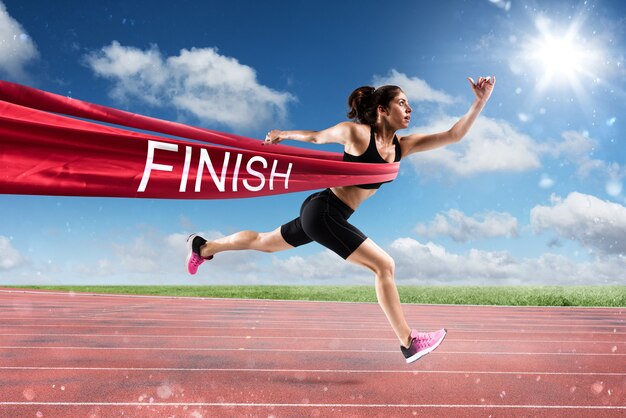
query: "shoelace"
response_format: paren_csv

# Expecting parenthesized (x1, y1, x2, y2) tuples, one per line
(413, 332, 435, 349)
(190, 254, 204, 267)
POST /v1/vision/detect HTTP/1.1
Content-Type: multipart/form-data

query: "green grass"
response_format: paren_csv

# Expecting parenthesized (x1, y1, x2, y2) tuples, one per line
(6, 285, 625, 307)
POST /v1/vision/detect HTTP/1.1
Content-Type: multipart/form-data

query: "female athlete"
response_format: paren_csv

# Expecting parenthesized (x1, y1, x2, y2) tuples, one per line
(186, 76, 495, 363)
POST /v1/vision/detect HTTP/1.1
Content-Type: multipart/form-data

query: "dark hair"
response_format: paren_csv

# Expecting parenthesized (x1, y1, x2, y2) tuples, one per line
(347, 85, 402, 126)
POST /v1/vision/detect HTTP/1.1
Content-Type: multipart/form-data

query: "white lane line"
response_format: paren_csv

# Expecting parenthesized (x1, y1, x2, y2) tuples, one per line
(2, 319, 623, 331)
(0, 322, 623, 335)
(5, 300, 621, 315)
(1, 366, 625, 376)
(5, 311, 622, 326)
(1, 332, 624, 343)
(0, 402, 624, 409)
(0, 345, 624, 356)
(4, 307, 622, 323)
(2, 314, 624, 326)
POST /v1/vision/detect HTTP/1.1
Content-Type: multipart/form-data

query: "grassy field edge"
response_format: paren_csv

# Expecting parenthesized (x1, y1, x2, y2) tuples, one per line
(3, 285, 625, 307)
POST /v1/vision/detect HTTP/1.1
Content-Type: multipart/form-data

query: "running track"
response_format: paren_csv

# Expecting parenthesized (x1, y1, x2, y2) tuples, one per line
(0, 289, 624, 417)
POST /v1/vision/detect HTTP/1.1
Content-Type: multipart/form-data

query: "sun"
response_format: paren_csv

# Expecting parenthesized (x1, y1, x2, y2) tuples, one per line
(521, 16, 603, 93)
(534, 34, 583, 81)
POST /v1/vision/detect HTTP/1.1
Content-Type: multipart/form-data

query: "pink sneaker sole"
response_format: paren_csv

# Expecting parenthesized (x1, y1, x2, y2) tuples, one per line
(402, 328, 447, 364)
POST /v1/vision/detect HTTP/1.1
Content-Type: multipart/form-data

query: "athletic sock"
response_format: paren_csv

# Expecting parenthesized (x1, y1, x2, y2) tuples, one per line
(192, 236, 207, 256)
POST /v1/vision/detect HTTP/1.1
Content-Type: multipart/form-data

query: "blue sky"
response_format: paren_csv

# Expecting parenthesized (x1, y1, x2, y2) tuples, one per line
(1, 0, 625, 286)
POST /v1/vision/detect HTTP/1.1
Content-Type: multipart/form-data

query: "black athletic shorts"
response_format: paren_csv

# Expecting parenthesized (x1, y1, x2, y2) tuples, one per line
(280, 188, 368, 259)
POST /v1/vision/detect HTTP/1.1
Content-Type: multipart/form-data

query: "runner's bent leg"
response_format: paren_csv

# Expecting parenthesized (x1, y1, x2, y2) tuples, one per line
(199, 227, 293, 258)
(346, 239, 412, 347)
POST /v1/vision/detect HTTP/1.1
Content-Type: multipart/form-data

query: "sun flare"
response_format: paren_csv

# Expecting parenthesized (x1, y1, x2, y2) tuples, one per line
(535, 35, 583, 79)
(522, 16, 603, 93)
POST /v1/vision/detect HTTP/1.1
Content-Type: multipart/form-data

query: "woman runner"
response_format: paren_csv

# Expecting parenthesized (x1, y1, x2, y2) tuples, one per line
(186, 76, 495, 363)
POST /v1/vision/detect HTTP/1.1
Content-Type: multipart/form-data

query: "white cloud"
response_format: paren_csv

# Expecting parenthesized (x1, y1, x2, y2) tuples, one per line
(403, 121, 621, 186)
(530, 192, 626, 255)
(407, 115, 541, 177)
(372, 69, 455, 104)
(74, 259, 114, 277)
(271, 250, 366, 283)
(0, 235, 25, 270)
(122, 230, 265, 283)
(543, 130, 608, 177)
(388, 237, 625, 285)
(606, 179, 623, 197)
(112, 236, 160, 273)
(545, 130, 594, 159)
(85, 42, 166, 106)
(487, 0, 512, 12)
(84, 41, 295, 131)
(538, 173, 555, 189)
(0, 2, 38, 79)
(415, 209, 518, 242)
(541, 130, 625, 199)
(604, 163, 625, 200)
(3, 226, 624, 285)
(389, 237, 518, 282)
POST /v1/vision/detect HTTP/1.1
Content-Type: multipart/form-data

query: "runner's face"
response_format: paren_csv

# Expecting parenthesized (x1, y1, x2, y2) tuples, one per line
(380, 92, 412, 129)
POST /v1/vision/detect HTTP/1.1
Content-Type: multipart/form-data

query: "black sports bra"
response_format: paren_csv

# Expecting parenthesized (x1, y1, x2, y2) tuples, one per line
(342, 126, 401, 189)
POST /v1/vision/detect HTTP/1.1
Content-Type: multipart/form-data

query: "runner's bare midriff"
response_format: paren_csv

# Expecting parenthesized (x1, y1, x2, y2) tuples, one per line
(330, 185, 377, 211)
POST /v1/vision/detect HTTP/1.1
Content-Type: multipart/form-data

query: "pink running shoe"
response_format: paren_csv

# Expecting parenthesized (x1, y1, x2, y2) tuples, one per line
(186, 234, 213, 275)
(401, 328, 447, 364)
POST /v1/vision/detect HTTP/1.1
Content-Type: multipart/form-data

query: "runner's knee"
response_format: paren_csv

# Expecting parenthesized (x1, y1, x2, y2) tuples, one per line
(258, 229, 289, 253)
(374, 254, 395, 281)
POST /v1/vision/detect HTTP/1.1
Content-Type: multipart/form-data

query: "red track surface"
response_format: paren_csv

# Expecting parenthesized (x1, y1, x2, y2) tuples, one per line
(0, 288, 624, 417)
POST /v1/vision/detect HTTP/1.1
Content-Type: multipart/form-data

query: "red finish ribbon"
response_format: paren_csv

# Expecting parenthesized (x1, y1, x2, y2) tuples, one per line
(0, 81, 398, 199)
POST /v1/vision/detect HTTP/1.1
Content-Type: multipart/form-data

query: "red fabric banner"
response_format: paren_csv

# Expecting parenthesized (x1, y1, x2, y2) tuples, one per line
(0, 81, 399, 199)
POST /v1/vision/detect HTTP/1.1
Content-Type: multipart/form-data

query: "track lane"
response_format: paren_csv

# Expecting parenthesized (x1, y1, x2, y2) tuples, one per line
(0, 288, 623, 417)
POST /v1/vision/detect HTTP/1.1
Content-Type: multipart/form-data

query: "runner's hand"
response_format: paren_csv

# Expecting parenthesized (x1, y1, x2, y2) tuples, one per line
(467, 76, 495, 102)
(264, 130, 283, 145)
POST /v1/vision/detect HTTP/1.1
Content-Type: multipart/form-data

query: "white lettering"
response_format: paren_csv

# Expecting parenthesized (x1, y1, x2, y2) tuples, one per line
(196, 149, 230, 192)
(270, 160, 292, 190)
(243, 156, 267, 192)
(232, 153, 243, 192)
(138, 140, 178, 192)
(179, 146, 192, 192)
(140, 142, 294, 195)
